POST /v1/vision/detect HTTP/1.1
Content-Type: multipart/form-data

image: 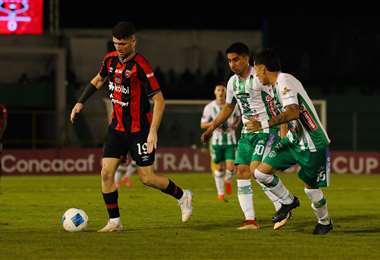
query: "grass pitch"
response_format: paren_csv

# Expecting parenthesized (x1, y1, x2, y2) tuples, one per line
(1, 173, 380, 259)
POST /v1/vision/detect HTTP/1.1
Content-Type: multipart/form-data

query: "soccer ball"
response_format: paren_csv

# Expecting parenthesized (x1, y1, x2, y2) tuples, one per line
(62, 208, 88, 232)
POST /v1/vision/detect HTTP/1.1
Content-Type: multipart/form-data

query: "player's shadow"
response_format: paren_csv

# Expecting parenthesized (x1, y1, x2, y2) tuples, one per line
(291, 214, 380, 234)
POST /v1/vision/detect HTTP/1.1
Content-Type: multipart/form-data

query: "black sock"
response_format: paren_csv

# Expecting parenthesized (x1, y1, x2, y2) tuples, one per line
(161, 179, 184, 200)
(102, 190, 120, 218)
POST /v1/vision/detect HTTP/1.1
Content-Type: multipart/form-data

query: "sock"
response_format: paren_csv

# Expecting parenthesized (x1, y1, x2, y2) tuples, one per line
(225, 169, 234, 182)
(125, 162, 137, 177)
(161, 179, 184, 200)
(214, 170, 225, 196)
(256, 179, 282, 211)
(102, 190, 120, 219)
(304, 188, 330, 225)
(255, 169, 294, 204)
(114, 164, 127, 182)
(237, 179, 255, 220)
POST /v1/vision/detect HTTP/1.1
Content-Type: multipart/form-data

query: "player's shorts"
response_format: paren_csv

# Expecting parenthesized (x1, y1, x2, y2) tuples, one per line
(263, 138, 330, 188)
(103, 127, 154, 167)
(210, 144, 236, 164)
(235, 132, 278, 166)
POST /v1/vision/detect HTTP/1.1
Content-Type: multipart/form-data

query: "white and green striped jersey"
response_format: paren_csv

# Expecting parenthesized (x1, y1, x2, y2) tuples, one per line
(226, 66, 278, 134)
(201, 100, 241, 145)
(273, 72, 330, 152)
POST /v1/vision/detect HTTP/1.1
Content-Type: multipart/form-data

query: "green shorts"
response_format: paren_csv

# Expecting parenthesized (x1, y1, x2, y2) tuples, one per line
(210, 144, 236, 164)
(263, 138, 330, 188)
(235, 132, 278, 166)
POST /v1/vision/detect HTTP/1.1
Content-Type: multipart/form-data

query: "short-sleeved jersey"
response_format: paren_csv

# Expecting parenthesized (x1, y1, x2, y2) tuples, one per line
(273, 72, 330, 152)
(226, 66, 278, 134)
(99, 52, 161, 133)
(201, 100, 241, 145)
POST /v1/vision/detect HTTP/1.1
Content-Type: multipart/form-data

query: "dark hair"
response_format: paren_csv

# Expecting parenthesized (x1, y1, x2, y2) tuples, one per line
(254, 48, 281, 72)
(215, 81, 226, 87)
(225, 42, 250, 57)
(112, 21, 136, 39)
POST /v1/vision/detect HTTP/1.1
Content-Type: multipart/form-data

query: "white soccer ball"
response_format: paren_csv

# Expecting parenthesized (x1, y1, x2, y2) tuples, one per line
(62, 208, 88, 232)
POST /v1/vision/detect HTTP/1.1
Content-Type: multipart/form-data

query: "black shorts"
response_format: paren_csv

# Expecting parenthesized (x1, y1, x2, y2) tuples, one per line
(103, 127, 155, 167)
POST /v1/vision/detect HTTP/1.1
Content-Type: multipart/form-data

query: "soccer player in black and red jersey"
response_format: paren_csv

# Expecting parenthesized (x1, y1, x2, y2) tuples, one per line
(70, 21, 192, 232)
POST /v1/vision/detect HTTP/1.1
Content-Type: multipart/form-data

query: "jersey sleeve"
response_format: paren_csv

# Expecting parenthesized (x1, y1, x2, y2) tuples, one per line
(226, 77, 237, 105)
(201, 104, 212, 124)
(99, 53, 114, 79)
(278, 77, 298, 107)
(135, 55, 161, 97)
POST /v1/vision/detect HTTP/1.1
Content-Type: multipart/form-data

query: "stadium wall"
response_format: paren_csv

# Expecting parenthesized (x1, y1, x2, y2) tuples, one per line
(1, 148, 380, 175)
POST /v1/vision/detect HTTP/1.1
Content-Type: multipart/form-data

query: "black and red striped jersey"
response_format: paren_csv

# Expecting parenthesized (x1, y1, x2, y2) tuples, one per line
(99, 52, 161, 133)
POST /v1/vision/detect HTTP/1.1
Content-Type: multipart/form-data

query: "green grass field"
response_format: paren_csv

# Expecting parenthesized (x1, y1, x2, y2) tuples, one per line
(1, 173, 380, 259)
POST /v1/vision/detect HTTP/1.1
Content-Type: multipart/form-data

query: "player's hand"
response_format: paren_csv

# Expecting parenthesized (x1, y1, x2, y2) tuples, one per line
(201, 126, 214, 144)
(245, 117, 261, 132)
(147, 129, 157, 154)
(70, 103, 84, 123)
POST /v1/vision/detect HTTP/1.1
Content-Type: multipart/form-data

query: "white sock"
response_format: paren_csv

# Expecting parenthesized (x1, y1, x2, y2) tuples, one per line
(255, 169, 294, 204)
(214, 170, 225, 196)
(225, 169, 234, 182)
(109, 217, 120, 225)
(237, 179, 255, 220)
(256, 180, 281, 211)
(114, 165, 127, 182)
(125, 163, 137, 177)
(304, 188, 330, 225)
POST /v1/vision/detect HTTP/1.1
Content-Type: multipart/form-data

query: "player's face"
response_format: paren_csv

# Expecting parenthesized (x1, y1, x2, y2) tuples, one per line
(254, 64, 270, 85)
(227, 53, 249, 76)
(214, 85, 226, 101)
(113, 36, 136, 58)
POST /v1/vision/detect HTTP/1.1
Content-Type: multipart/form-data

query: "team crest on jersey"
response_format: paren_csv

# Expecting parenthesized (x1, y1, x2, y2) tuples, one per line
(281, 86, 291, 95)
(125, 70, 132, 78)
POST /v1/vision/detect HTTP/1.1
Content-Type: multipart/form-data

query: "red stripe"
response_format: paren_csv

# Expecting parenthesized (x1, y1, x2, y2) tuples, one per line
(106, 203, 118, 209)
(134, 54, 160, 91)
(114, 63, 125, 131)
(130, 66, 141, 133)
(146, 111, 153, 124)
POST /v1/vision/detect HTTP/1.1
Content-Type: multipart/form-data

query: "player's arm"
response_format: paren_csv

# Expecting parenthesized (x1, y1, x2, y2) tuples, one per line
(70, 74, 107, 123)
(201, 103, 236, 143)
(200, 106, 213, 129)
(147, 91, 165, 153)
(279, 123, 288, 138)
(246, 104, 300, 132)
(201, 121, 213, 129)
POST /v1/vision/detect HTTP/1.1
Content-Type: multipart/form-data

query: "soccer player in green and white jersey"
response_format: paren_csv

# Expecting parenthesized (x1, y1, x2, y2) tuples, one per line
(247, 48, 333, 235)
(201, 83, 241, 201)
(201, 42, 284, 230)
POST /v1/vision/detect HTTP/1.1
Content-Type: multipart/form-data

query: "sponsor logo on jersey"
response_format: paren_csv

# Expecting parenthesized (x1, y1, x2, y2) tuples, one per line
(300, 105, 318, 131)
(265, 95, 277, 117)
(108, 82, 129, 94)
(146, 72, 154, 78)
(281, 86, 291, 95)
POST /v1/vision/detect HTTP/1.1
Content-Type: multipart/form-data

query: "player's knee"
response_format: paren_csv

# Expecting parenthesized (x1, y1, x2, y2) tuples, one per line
(101, 168, 114, 183)
(236, 166, 251, 179)
(254, 169, 274, 185)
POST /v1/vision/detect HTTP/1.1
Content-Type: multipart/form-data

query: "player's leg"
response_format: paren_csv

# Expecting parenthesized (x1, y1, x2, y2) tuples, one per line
(234, 133, 259, 230)
(131, 131, 192, 222)
(214, 163, 226, 201)
(98, 128, 127, 232)
(297, 148, 332, 235)
(256, 141, 299, 225)
(121, 159, 137, 187)
(114, 156, 127, 184)
(224, 144, 236, 195)
(211, 145, 226, 200)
